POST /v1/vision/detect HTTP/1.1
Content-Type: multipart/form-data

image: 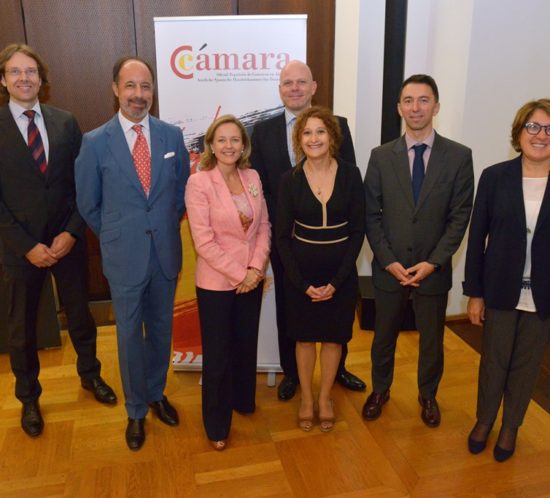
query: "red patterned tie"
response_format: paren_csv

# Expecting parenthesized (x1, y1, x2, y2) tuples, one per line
(132, 124, 151, 195)
(23, 110, 47, 175)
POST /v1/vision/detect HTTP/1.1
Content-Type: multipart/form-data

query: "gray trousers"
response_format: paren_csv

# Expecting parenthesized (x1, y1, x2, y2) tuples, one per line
(371, 287, 448, 398)
(476, 308, 550, 428)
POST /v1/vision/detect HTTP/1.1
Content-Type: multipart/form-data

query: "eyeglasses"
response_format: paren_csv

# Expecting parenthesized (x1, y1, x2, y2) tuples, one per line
(4, 68, 39, 77)
(524, 122, 550, 136)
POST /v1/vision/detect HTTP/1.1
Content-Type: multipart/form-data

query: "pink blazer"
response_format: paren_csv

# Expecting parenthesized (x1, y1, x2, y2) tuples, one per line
(185, 166, 271, 291)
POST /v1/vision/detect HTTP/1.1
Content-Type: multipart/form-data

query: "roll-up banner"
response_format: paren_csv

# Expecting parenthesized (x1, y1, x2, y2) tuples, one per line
(154, 15, 307, 372)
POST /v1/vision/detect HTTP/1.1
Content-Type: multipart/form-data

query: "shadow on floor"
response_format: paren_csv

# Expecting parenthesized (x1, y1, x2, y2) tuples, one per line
(447, 318, 550, 415)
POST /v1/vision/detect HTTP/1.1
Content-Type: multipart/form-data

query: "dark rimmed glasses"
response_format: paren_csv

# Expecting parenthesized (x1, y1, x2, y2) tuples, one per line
(524, 122, 550, 136)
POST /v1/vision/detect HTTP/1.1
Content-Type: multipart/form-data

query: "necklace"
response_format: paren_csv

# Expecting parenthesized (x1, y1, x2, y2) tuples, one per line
(220, 168, 243, 195)
(304, 160, 335, 197)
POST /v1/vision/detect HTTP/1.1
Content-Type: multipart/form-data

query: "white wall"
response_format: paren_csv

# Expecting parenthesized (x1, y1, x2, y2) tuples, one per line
(334, 0, 385, 275)
(335, 0, 550, 315)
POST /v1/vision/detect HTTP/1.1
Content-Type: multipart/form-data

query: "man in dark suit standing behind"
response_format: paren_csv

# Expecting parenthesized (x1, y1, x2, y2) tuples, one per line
(75, 57, 189, 451)
(363, 74, 474, 427)
(251, 60, 366, 401)
(0, 44, 117, 438)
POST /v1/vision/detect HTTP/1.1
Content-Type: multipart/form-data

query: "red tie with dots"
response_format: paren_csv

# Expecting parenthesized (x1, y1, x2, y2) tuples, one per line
(132, 124, 151, 195)
(23, 110, 48, 175)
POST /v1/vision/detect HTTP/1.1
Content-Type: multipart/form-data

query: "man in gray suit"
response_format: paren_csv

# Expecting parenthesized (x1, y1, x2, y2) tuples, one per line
(363, 74, 474, 427)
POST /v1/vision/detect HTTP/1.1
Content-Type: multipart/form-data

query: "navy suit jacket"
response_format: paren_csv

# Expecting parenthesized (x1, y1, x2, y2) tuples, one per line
(0, 104, 84, 266)
(250, 111, 356, 224)
(75, 114, 189, 286)
(463, 156, 550, 319)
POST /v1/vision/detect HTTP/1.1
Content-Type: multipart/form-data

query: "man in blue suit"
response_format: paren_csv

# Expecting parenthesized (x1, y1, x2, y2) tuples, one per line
(75, 56, 189, 450)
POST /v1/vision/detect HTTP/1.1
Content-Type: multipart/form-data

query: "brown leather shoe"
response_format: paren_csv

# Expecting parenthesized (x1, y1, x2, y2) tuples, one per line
(361, 390, 389, 421)
(418, 395, 440, 428)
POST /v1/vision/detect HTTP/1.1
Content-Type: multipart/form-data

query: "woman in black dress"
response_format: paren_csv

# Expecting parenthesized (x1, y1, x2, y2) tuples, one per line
(276, 106, 365, 431)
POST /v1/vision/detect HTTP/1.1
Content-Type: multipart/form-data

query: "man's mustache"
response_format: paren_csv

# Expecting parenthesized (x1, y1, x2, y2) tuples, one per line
(128, 98, 148, 105)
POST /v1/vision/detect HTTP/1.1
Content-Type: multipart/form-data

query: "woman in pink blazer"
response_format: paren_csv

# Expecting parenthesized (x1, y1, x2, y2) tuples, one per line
(185, 115, 271, 451)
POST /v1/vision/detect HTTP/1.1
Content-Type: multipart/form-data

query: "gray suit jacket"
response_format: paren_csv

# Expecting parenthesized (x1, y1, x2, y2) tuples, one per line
(364, 132, 474, 295)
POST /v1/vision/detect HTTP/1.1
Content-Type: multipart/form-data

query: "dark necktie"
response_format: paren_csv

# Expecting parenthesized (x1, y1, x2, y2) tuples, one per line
(412, 143, 427, 205)
(23, 110, 48, 175)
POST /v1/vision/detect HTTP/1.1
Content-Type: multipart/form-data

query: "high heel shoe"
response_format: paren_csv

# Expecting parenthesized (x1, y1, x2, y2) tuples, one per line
(297, 402, 315, 432)
(467, 421, 493, 454)
(493, 427, 517, 462)
(298, 414, 314, 432)
(210, 439, 227, 451)
(319, 399, 335, 433)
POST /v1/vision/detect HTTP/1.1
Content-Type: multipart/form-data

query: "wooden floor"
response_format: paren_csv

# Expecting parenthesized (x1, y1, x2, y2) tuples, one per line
(448, 318, 550, 414)
(1, 322, 549, 498)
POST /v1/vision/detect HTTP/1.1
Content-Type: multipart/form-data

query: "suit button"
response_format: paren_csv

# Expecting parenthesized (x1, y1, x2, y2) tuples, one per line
(146, 230, 152, 235)
(146, 207, 151, 212)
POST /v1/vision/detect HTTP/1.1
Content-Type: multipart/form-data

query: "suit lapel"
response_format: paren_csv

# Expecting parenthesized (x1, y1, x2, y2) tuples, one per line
(391, 136, 415, 209)
(210, 167, 244, 235)
(238, 168, 261, 235)
(502, 157, 526, 229)
(535, 173, 550, 231)
(0, 105, 45, 182)
(528, 156, 550, 234)
(148, 117, 164, 197)
(416, 132, 446, 210)
(276, 113, 292, 169)
(41, 104, 59, 183)
(106, 116, 145, 196)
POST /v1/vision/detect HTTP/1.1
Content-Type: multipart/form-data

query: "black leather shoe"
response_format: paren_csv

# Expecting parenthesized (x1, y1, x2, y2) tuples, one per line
(418, 395, 440, 428)
(361, 390, 389, 421)
(336, 370, 366, 392)
(277, 376, 298, 401)
(81, 376, 117, 405)
(125, 418, 145, 451)
(21, 400, 44, 437)
(149, 396, 179, 426)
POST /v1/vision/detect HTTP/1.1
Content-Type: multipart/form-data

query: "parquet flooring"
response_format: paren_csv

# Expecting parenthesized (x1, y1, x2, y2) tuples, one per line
(0, 321, 549, 497)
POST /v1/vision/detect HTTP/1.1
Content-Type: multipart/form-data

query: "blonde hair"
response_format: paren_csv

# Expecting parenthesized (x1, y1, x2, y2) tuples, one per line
(200, 115, 251, 170)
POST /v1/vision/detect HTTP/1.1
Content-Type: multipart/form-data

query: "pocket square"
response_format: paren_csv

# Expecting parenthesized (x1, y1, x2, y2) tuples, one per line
(164, 151, 175, 159)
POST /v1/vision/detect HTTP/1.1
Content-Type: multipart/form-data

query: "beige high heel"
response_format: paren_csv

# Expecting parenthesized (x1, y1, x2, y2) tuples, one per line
(319, 399, 335, 432)
(297, 401, 315, 432)
(210, 439, 227, 451)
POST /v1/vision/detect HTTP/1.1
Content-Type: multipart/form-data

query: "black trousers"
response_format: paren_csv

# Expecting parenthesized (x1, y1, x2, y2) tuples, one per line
(476, 308, 550, 428)
(4, 241, 100, 403)
(270, 246, 348, 380)
(371, 287, 447, 398)
(196, 284, 263, 441)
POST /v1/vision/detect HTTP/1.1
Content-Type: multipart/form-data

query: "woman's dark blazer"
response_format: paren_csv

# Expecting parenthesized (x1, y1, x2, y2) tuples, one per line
(463, 155, 550, 319)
